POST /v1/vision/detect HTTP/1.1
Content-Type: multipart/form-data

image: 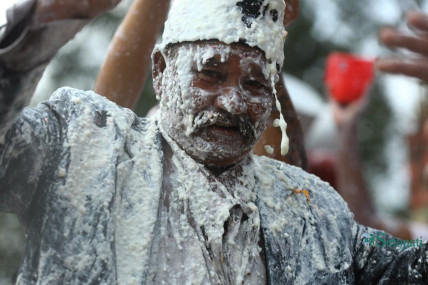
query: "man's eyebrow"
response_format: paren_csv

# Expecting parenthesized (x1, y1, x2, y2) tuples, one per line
(248, 66, 267, 79)
(202, 56, 223, 67)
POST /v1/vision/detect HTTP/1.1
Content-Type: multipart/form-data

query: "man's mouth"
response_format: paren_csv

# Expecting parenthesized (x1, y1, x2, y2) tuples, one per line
(208, 124, 241, 135)
(191, 110, 255, 140)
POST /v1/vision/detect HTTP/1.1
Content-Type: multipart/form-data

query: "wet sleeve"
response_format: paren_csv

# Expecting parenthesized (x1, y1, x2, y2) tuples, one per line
(352, 221, 428, 284)
(0, 2, 88, 216)
(0, 57, 52, 217)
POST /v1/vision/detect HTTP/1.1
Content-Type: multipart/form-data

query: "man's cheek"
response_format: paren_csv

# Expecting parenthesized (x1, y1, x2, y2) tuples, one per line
(248, 99, 272, 121)
(189, 87, 217, 112)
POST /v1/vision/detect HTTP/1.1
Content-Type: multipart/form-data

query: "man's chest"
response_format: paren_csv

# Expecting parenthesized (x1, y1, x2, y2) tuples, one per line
(143, 150, 266, 284)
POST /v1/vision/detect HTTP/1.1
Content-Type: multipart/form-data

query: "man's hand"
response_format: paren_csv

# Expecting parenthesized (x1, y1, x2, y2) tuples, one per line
(0, 0, 120, 71)
(331, 94, 369, 131)
(377, 11, 428, 82)
(33, 0, 121, 25)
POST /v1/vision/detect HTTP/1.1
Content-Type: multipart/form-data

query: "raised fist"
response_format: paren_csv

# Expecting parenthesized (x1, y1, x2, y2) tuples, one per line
(34, 0, 121, 24)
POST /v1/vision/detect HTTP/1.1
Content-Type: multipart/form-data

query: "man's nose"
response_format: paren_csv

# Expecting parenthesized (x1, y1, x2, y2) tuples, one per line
(214, 88, 248, 115)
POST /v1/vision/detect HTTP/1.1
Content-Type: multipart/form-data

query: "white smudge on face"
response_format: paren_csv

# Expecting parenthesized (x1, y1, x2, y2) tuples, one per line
(264, 145, 274, 154)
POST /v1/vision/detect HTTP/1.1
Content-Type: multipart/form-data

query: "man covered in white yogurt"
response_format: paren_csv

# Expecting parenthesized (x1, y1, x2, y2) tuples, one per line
(1, 0, 427, 284)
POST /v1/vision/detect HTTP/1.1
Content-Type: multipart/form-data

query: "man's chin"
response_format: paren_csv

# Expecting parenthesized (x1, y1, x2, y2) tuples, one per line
(197, 125, 252, 145)
(163, 123, 255, 166)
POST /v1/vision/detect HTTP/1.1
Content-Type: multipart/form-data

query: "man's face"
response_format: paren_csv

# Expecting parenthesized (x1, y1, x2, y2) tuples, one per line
(156, 41, 273, 167)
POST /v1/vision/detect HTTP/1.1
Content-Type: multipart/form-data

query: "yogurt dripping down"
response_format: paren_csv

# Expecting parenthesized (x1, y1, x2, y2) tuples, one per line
(271, 78, 289, 156)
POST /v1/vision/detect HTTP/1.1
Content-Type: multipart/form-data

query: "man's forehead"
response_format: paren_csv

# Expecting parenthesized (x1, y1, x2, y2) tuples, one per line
(168, 40, 268, 63)
(159, 0, 287, 72)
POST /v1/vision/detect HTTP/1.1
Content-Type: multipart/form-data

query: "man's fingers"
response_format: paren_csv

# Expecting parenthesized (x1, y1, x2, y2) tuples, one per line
(379, 27, 428, 57)
(408, 11, 428, 34)
(376, 57, 428, 82)
(407, 11, 428, 39)
(86, 0, 122, 18)
(34, 0, 121, 24)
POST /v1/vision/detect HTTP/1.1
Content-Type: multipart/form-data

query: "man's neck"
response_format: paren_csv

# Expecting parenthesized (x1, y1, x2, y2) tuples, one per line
(206, 164, 235, 176)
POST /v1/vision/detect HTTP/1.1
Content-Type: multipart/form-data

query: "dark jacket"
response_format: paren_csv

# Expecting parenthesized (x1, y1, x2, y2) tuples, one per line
(1, 86, 428, 284)
(0, 2, 427, 283)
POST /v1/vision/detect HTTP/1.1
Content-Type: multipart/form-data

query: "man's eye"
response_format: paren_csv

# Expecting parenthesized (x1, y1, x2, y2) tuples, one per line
(245, 79, 267, 89)
(199, 69, 223, 80)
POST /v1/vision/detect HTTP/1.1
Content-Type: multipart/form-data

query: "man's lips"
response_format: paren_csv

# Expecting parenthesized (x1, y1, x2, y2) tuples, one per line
(213, 120, 233, 127)
(212, 120, 240, 130)
(208, 124, 241, 135)
(195, 117, 242, 135)
(191, 110, 256, 140)
(198, 125, 246, 145)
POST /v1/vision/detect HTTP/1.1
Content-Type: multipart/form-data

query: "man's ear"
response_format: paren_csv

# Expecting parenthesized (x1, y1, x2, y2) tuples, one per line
(284, 0, 299, 27)
(152, 48, 167, 99)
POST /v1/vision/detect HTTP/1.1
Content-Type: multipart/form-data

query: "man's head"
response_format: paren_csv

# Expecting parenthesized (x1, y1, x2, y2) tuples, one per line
(159, 0, 287, 73)
(153, 41, 273, 167)
(153, 0, 289, 168)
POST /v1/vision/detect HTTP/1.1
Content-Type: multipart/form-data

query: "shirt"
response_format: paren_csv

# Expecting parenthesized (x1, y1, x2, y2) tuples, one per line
(145, 125, 266, 284)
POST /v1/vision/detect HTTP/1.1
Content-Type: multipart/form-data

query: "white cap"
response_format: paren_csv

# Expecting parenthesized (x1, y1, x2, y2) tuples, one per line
(159, 0, 287, 71)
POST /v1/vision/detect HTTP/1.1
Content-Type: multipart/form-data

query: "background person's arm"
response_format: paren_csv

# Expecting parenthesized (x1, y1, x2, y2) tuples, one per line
(376, 10, 428, 238)
(94, 0, 171, 109)
(332, 98, 413, 240)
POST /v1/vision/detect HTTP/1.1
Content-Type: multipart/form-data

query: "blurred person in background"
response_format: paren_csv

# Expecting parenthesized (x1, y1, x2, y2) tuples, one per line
(329, 10, 428, 240)
(378, 11, 428, 222)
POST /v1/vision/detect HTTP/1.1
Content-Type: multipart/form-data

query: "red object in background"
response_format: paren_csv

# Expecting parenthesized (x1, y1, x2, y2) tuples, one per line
(324, 52, 375, 104)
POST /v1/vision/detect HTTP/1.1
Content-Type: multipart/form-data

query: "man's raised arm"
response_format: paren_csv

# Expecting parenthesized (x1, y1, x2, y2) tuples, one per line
(0, 0, 119, 216)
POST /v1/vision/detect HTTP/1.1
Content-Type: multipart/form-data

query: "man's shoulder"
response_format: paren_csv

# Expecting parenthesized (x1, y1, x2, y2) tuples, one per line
(254, 155, 337, 196)
(46, 87, 126, 113)
(41, 87, 150, 131)
(253, 155, 356, 279)
(254, 155, 352, 217)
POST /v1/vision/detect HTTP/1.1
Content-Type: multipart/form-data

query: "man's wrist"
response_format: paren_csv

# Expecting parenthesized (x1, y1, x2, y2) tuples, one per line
(0, 18, 88, 72)
(0, 0, 89, 72)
